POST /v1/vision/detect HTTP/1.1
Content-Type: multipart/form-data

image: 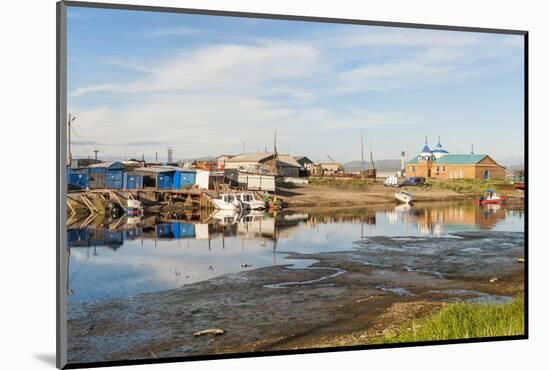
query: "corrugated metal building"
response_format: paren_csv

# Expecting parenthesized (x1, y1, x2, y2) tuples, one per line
(155, 222, 196, 239)
(135, 167, 176, 190)
(173, 169, 197, 189)
(123, 172, 144, 190)
(67, 168, 89, 190)
(88, 162, 125, 189)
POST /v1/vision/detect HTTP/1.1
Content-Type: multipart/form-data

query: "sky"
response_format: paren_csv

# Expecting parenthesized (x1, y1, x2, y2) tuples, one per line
(67, 6, 525, 163)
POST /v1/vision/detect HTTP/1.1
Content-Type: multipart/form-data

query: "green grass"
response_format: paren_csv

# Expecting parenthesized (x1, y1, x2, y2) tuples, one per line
(373, 296, 524, 344)
(309, 177, 375, 189)
(426, 179, 510, 194)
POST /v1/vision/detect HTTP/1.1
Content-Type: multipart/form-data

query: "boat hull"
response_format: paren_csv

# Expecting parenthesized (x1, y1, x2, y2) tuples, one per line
(475, 197, 507, 205)
(394, 191, 413, 204)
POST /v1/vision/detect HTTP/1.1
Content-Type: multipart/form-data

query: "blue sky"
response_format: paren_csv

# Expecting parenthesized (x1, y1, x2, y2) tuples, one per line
(67, 6, 524, 163)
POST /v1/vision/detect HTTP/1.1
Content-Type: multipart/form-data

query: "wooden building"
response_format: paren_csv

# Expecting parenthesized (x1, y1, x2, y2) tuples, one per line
(406, 140, 505, 180)
(224, 152, 301, 177)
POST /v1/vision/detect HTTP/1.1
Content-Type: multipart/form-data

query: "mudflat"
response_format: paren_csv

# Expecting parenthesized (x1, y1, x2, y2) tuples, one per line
(67, 229, 524, 364)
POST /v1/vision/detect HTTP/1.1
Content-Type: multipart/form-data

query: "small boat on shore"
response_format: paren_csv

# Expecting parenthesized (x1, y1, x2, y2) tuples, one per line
(212, 193, 243, 211)
(126, 199, 142, 216)
(475, 189, 507, 205)
(235, 192, 266, 210)
(394, 190, 413, 204)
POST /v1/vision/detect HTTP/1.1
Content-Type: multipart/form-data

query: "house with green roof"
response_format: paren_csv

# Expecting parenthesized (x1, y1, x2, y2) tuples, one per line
(405, 139, 505, 180)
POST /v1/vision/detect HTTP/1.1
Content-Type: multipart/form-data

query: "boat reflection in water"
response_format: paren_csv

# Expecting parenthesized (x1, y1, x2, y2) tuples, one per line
(66, 201, 523, 303)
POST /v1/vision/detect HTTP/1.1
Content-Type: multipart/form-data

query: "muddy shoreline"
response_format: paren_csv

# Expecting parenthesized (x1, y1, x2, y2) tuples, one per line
(67, 229, 524, 364)
(277, 183, 524, 209)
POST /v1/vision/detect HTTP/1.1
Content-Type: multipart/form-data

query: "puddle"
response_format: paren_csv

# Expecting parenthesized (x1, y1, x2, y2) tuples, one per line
(376, 286, 414, 296)
(263, 267, 346, 289)
(432, 289, 512, 304)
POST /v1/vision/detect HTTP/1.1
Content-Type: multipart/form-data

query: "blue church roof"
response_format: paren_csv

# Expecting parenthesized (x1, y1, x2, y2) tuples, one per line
(431, 137, 449, 154)
(420, 144, 431, 154)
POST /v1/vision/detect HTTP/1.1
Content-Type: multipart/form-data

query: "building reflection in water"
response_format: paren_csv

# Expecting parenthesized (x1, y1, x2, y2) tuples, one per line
(67, 202, 520, 250)
(384, 202, 513, 237)
(65, 202, 523, 301)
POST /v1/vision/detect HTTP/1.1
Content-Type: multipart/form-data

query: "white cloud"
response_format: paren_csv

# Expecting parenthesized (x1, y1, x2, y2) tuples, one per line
(67, 27, 523, 160)
(144, 26, 199, 37)
(70, 41, 322, 97)
(70, 84, 116, 98)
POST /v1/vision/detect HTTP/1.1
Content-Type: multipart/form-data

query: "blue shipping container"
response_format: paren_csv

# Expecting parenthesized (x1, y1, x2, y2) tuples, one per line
(106, 169, 124, 189)
(123, 173, 144, 190)
(174, 170, 196, 189)
(172, 222, 196, 239)
(67, 168, 89, 190)
(157, 173, 174, 190)
(104, 230, 124, 247)
(156, 223, 175, 238)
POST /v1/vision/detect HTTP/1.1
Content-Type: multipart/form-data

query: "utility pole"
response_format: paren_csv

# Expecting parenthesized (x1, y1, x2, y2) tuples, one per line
(67, 113, 76, 167)
(370, 141, 376, 171)
(360, 129, 365, 179)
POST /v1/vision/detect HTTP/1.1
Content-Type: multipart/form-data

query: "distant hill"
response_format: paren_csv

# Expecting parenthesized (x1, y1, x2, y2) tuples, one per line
(344, 159, 402, 172)
(184, 156, 217, 162)
(495, 157, 524, 170)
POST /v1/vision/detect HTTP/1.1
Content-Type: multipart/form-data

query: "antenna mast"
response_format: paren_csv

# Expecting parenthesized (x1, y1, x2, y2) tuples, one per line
(360, 129, 365, 179)
(167, 146, 174, 163)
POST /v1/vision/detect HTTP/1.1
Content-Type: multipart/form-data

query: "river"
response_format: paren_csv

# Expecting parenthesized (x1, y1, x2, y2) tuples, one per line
(66, 201, 524, 303)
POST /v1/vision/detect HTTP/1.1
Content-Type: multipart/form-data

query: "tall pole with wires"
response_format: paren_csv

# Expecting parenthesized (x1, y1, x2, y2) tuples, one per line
(360, 129, 365, 180)
(67, 113, 76, 167)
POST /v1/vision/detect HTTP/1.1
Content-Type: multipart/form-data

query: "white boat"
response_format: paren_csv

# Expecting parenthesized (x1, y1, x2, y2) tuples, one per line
(394, 203, 412, 213)
(127, 199, 142, 209)
(126, 199, 142, 216)
(394, 190, 413, 204)
(212, 193, 242, 211)
(211, 209, 240, 225)
(235, 192, 266, 210)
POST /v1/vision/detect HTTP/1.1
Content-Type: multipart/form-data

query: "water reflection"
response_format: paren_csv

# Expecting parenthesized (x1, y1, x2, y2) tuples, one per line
(66, 202, 523, 302)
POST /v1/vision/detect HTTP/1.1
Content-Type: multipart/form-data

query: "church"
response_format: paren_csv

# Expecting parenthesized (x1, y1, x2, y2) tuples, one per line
(405, 137, 506, 180)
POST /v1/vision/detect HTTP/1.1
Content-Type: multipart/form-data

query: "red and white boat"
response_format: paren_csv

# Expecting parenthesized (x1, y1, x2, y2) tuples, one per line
(475, 190, 507, 205)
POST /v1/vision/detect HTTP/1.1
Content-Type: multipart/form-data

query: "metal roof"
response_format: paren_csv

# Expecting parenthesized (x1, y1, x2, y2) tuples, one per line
(433, 154, 488, 164)
(225, 152, 275, 163)
(294, 156, 313, 164)
(408, 154, 490, 165)
(87, 161, 123, 168)
(277, 155, 302, 168)
(134, 166, 177, 174)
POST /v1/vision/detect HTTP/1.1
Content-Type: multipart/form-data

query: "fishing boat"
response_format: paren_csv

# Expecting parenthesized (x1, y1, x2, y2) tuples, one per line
(212, 193, 243, 211)
(394, 190, 413, 204)
(211, 209, 240, 225)
(126, 199, 142, 216)
(235, 192, 266, 210)
(475, 189, 508, 205)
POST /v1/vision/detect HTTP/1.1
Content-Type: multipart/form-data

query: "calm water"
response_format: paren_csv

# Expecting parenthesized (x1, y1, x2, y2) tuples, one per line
(66, 202, 524, 303)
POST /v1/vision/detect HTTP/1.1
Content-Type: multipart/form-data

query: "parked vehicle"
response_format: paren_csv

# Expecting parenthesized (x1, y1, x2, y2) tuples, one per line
(475, 189, 508, 205)
(402, 177, 425, 186)
(384, 175, 400, 187)
(394, 190, 414, 204)
(235, 192, 266, 210)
